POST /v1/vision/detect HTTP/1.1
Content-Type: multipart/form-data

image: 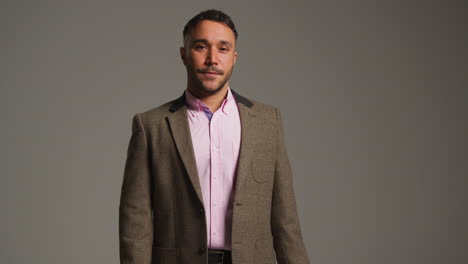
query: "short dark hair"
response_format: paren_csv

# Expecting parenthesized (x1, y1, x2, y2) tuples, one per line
(182, 9, 238, 46)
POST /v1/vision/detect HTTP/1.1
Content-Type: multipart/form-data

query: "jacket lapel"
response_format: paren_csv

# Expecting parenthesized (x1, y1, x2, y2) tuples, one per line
(230, 91, 256, 205)
(167, 94, 204, 204)
(166, 89, 256, 206)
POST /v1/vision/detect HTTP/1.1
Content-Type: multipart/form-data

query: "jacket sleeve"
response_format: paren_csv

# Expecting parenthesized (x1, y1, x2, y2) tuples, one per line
(119, 113, 153, 264)
(271, 108, 311, 264)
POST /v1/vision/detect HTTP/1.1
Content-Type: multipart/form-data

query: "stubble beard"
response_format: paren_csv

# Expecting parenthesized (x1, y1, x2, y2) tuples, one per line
(187, 64, 234, 96)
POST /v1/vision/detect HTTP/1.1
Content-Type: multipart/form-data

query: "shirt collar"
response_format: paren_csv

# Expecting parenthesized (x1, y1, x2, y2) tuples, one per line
(185, 87, 237, 118)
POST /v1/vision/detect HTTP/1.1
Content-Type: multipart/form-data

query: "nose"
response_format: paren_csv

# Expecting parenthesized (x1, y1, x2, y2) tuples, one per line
(205, 48, 218, 66)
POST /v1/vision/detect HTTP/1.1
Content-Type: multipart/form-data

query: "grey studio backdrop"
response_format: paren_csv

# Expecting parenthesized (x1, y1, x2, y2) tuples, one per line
(3, 0, 467, 263)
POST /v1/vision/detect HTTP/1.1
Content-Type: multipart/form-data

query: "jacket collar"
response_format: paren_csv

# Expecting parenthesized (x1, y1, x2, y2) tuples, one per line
(166, 87, 256, 208)
(169, 88, 253, 113)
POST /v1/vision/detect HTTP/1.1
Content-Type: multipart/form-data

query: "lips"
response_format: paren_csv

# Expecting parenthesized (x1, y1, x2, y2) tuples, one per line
(203, 71, 219, 75)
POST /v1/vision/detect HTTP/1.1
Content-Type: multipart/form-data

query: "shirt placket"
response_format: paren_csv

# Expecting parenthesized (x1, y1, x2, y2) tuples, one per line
(209, 111, 221, 247)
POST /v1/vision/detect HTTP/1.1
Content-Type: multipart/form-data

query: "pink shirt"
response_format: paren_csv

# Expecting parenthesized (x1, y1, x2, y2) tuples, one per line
(185, 87, 241, 250)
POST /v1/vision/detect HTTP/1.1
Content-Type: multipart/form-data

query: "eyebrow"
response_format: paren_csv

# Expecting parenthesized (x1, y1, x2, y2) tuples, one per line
(192, 39, 233, 47)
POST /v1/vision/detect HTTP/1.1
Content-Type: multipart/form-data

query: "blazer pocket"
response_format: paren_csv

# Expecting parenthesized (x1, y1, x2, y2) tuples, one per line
(254, 237, 275, 264)
(152, 246, 178, 263)
(251, 158, 274, 183)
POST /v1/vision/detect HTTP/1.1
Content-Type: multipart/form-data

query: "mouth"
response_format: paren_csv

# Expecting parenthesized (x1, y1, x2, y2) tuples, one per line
(202, 71, 220, 75)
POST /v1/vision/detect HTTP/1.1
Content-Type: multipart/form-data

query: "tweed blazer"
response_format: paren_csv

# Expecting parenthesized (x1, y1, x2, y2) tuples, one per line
(119, 89, 310, 264)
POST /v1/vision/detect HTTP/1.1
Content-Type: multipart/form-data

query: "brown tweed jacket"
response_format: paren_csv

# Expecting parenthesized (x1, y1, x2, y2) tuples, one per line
(119, 89, 310, 264)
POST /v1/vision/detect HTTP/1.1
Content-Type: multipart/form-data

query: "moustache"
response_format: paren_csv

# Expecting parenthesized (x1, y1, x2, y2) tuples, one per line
(197, 67, 224, 75)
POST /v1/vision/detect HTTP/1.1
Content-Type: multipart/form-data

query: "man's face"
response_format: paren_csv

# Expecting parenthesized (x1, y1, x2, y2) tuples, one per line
(180, 20, 237, 95)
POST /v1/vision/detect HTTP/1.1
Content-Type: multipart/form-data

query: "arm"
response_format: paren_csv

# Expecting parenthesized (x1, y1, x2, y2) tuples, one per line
(271, 108, 310, 264)
(119, 113, 153, 263)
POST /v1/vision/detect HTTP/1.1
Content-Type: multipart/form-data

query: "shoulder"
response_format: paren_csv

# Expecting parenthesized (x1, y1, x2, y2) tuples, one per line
(250, 97, 278, 115)
(140, 100, 175, 122)
(240, 94, 280, 124)
(127, 98, 178, 131)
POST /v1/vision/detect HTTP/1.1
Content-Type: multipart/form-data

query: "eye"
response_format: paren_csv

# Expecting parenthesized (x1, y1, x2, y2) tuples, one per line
(219, 47, 229, 52)
(194, 45, 207, 50)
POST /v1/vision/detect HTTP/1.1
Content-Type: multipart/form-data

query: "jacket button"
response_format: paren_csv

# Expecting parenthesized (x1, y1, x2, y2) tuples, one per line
(198, 246, 206, 255)
(200, 207, 204, 213)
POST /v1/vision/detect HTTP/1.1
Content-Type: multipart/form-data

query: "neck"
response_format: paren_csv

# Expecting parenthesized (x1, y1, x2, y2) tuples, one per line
(187, 84, 229, 113)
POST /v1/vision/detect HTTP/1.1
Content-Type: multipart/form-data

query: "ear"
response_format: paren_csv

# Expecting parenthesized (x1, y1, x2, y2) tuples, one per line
(234, 51, 238, 65)
(180, 47, 186, 65)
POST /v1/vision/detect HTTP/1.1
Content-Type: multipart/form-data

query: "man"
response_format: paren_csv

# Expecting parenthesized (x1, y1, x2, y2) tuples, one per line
(119, 9, 310, 264)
